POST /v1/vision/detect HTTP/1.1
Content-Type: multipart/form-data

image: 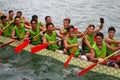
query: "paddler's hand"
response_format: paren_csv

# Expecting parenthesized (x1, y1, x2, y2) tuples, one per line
(74, 43, 80, 47)
(98, 58, 104, 63)
(23, 38, 30, 41)
(12, 36, 17, 39)
(48, 41, 55, 45)
(100, 18, 104, 24)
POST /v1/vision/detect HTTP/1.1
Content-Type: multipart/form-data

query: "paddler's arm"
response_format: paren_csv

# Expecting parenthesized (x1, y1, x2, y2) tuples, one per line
(23, 31, 30, 40)
(59, 28, 67, 35)
(106, 42, 120, 51)
(64, 39, 80, 49)
(104, 38, 120, 44)
(82, 35, 93, 49)
(40, 23, 46, 31)
(94, 18, 104, 34)
(42, 35, 47, 44)
(86, 48, 101, 62)
(75, 32, 84, 38)
(56, 32, 65, 39)
(54, 26, 61, 30)
(11, 28, 17, 39)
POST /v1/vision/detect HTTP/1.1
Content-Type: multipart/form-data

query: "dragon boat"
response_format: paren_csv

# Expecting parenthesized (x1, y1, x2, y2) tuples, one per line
(0, 36, 120, 78)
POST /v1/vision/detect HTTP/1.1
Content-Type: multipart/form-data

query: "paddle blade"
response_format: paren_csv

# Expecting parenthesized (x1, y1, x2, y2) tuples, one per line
(24, 21, 30, 26)
(14, 40, 30, 54)
(64, 48, 76, 68)
(94, 36, 96, 42)
(78, 62, 99, 76)
(31, 43, 48, 54)
(0, 40, 15, 48)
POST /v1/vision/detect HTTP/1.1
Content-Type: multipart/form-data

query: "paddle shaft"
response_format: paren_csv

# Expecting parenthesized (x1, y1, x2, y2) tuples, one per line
(32, 31, 44, 39)
(2, 20, 14, 31)
(48, 38, 65, 45)
(0, 39, 15, 48)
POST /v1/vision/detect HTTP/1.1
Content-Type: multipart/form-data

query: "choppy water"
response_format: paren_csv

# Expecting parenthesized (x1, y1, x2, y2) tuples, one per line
(0, 0, 120, 38)
(0, 45, 120, 80)
(0, 0, 120, 80)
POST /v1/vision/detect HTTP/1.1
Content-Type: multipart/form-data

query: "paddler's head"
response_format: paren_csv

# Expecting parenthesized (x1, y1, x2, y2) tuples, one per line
(8, 10, 14, 18)
(67, 25, 75, 37)
(1, 15, 7, 25)
(15, 16, 21, 26)
(45, 16, 52, 24)
(30, 19, 37, 31)
(87, 24, 95, 35)
(95, 32, 104, 45)
(32, 15, 38, 22)
(108, 26, 116, 39)
(16, 11, 22, 18)
(63, 18, 71, 29)
(46, 23, 54, 32)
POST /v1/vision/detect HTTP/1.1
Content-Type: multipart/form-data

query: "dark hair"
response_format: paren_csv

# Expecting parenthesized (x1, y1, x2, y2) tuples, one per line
(14, 16, 20, 19)
(9, 10, 14, 14)
(89, 24, 95, 29)
(30, 19, 37, 24)
(67, 25, 74, 32)
(108, 26, 116, 33)
(1, 15, 6, 20)
(45, 16, 51, 21)
(32, 15, 38, 20)
(17, 11, 22, 15)
(46, 23, 54, 28)
(64, 18, 71, 24)
(95, 32, 104, 39)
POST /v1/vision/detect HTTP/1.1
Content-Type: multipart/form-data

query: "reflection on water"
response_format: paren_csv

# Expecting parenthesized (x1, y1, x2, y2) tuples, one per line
(0, 44, 120, 80)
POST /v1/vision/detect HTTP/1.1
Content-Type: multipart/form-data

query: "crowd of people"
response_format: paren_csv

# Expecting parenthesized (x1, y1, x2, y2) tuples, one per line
(0, 10, 120, 68)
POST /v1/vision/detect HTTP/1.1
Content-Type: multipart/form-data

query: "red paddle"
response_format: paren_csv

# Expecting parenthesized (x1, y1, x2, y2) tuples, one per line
(78, 49, 120, 76)
(14, 31, 43, 54)
(64, 48, 77, 67)
(78, 62, 98, 76)
(0, 39, 15, 48)
(31, 43, 48, 54)
(14, 40, 30, 54)
(64, 28, 89, 68)
(31, 39, 64, 54)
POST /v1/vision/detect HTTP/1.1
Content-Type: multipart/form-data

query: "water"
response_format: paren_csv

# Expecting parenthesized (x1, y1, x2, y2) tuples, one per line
(0, 0, 120, 80)
(0, 0, 120, 38)
(0, 45, 120, 80)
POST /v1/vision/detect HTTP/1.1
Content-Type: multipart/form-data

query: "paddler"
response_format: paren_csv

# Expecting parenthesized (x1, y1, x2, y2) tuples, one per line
(86, 32, 120, 62)
(0, 15, 14, 37)
(64, 25, 92, 59)
(82, 18, 104, 54)
(24, 19, 43, 45)
(11, 16, 26, 40)
(104, 27, 120, 56)
(42, 23, 64, 53)
(32, 15, 45, 31)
